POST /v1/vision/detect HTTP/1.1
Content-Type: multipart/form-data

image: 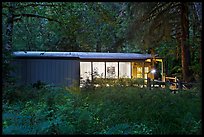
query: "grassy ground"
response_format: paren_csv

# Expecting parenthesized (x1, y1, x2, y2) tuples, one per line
(2, 84, 202, 135)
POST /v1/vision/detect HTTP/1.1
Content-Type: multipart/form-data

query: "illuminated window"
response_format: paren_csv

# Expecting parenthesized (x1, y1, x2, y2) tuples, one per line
(106, 62, 118, 78)
(119, 62, 131, 78)
(137, 67, 143, 78)
(93, 62, 105, 78)
(144, 67, 149, 79)
(80, 62, 92, 81)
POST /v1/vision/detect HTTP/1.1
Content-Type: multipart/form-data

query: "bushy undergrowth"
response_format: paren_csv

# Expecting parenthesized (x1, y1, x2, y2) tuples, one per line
(2, 83, 201, 135)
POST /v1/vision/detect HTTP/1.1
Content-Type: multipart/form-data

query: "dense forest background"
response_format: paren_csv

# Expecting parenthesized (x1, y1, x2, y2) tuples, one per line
(2, 2, 202, 135)
(2, 2, 202, 83)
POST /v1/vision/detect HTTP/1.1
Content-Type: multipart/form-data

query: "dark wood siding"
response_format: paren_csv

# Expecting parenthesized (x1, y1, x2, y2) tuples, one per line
(12, 59, 80, 87)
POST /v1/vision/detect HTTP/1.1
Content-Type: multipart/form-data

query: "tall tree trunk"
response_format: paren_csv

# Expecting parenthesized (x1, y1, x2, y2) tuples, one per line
(199, 28, 202, 66)
(3, 3, 15, 84)
(4, 3, 15, 52)
(96, 41, 101, 52)
(110, 38, 125, 52)
(180, 2, 191, 82)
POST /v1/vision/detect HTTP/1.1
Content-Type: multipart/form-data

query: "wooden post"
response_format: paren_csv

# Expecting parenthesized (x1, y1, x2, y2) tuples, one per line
(147, 78, 151, 90)
(105, 62, 106, 79)
(142, 62, 145, 88)
(178, 80, 182, 90)
(118, 61, 119, 79)
(91, 62, 93, 81)
(152, 79, 154, 89)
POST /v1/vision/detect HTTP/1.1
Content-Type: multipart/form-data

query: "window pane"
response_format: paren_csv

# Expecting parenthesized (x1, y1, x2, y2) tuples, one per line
(119, 62, 131, 78)
(93, 62, 105, 78)
(80, 62, 92, 81)
(137, 67, 143, 78)
(144, 67, 149, 79)
(106, 62, 118, 78)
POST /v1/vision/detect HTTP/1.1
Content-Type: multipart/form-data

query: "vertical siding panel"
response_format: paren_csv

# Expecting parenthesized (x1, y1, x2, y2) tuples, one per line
(48, 60, 51, 84)
(30, 60, 32, 83)
(40, 60, 43, 82)
(74, 60, 79, 86)
(49, 60, 52, 84)
(45, 60, 48, 82)
(52, 60, 55, 85)
(65, 60, 69, 86)
(25, 60, 28, 84)
(33, 60, 36, 83)
(35, 60, 38, 82)
(37, 59, 43, 81)
(70, 60, 73, 86)
(70, 60, 72, 86)
(52, 60, 56, 84)
(57, 60, 60, 86)
(41, 60, 45, 82)
(43, 60, 46, 82)
(72, 60, 75, 86)
(65, 60, 67, 86)
(33, 59, 38, 83)
(76, 60, 80, 86)
(55, 60, 57, 85)
(67, 60, 70, 86)
(55, 60, 59, 85)
(14, 60, 20, 84)
(62, 60, 65, 86)
(36, 60, 39, 82)
(58, 60, 61, 85)
(24, 59, 27, 84)
(27, 60, 30, 84)
(44, 60, 47, 83)
(66, 60, 72, 86)
(16, 60, 21, 83)
(57, 60, 60, 85)
(47, 60, 51, 84)
(29, 60, 32, 83)
(46, 60, 49, 83)
(50, 60, 53, 84)
(31, 60, 34, 83)
(30, 60, 34, 83)
(39, 60, 43, 82)
(54, 60, 56, 85)
(54, 60, 57, 84)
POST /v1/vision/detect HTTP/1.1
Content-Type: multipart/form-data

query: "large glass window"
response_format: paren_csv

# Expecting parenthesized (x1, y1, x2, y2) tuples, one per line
(144, 67, 149, 79)
(93, 62, 105, 78)
(80, 62, 92, 81)
(119, 62, 131, 78)
(137, 67, 143, 78)
(106, 62, 118, 78)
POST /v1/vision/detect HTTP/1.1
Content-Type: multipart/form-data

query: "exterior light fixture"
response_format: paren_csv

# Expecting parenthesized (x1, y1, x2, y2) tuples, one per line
(147, 68, 156, 90)
(147, 69, 156, 75)
(150, 69, 156, 74)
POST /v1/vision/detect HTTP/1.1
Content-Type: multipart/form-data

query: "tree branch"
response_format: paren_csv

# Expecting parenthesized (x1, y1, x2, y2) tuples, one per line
(2, 12, 7, 16)
(15, 3, 61, 10)
(13, 13, 62, 24)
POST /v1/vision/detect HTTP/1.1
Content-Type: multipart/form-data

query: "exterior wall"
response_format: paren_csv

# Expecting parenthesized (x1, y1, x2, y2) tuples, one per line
(12, 59, 80, 87)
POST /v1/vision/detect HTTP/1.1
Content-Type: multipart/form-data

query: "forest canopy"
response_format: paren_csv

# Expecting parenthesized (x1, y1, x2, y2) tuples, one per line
(2, 2, 202, 82)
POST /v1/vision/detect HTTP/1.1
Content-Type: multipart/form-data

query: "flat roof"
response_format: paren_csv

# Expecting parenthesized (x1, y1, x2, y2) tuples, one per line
(12, 51, 156, 60)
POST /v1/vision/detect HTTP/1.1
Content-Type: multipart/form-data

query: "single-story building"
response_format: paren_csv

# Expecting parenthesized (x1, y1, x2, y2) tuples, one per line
(12, 51, 165, 87)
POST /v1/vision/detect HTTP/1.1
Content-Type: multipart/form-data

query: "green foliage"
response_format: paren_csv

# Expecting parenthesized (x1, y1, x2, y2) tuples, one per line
(81, 78, 145, 90)
(2, 2, 129, 52)
(2, 83, 201, 135)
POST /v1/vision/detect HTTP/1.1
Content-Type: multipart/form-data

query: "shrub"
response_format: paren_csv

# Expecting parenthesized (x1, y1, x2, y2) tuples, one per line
(2, 84, 201, 135)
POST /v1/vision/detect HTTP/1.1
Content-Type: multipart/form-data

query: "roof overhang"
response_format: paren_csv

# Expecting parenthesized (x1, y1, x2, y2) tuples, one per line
(12, 51, 158, 61)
